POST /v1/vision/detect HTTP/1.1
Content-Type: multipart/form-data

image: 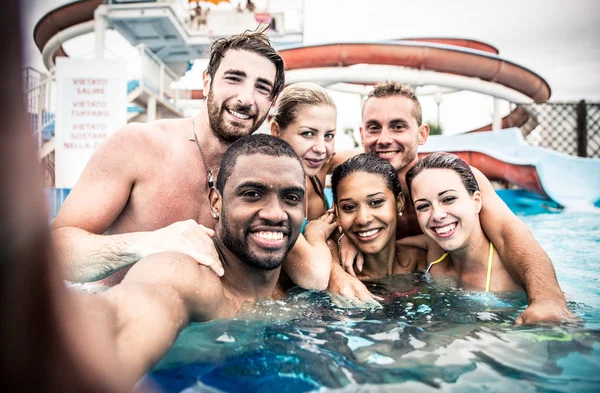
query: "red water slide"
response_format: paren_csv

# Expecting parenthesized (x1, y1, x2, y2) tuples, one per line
(33, 1, 551, 195)
(34, 0, 102, 62)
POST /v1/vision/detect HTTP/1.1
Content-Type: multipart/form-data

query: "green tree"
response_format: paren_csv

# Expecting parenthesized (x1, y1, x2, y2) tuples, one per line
(343, 127, 359, 147)
(428, 122, 443, 136)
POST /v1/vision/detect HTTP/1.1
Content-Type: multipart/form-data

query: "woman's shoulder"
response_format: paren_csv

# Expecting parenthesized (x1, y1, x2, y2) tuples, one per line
(394, 241, 428, 272)
(396, 236, 446, 271)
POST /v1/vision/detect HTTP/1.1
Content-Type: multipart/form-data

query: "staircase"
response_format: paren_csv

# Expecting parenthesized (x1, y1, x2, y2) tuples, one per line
(23, 44, 190, 188)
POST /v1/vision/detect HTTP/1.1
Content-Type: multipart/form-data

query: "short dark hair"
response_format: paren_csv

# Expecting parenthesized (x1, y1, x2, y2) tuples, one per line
(331, 154, 402, 203)
(216, 134, 302, 193)
(362, 82, 422, 126)
(206, 26, 285, 100)
(405, 152, 479, 201)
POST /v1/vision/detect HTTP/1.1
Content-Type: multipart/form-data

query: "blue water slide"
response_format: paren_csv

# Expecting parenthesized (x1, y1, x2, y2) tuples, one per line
(420, 128, 600, 210)
(42, 116, 55, 141)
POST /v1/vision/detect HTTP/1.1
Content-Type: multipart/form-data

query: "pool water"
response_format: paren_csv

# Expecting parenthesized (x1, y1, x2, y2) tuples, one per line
(145, 209, 600, 393)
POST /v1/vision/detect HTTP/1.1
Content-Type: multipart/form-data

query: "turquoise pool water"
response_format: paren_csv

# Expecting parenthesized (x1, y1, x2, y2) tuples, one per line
(145, 206, 600, 393)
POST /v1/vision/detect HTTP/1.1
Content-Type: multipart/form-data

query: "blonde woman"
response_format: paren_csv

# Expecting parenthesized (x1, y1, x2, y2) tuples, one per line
(271, 83, 338, 226)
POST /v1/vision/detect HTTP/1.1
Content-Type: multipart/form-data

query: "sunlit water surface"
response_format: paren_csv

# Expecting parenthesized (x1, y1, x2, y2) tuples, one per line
(145, 210, 600, 393)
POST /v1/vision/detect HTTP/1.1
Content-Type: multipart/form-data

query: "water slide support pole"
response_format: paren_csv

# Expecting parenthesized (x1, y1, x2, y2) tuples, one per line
(147, 96, 157, 122)
(94, 7, 108, 59)
(492, 98, 502, 130)
(434, 92, 443, 131)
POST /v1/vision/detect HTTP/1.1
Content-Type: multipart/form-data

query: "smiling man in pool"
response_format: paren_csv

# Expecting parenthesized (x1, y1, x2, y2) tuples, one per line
(85, 134, 311, 383)
(50, 27, 331, 294)
(1, 127, 311, 389)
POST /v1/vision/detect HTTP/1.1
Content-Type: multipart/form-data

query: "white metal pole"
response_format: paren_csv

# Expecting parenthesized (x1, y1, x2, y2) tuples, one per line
(492, 97, 502, 130)
(147, 96, 157, 122)
(434, 91, 443, 129)
(94, 7, 108, 59)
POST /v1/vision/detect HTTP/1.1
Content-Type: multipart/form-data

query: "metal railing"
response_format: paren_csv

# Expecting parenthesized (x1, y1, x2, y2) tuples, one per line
(103, 0, 304, 42)
(23, 67, 57, 186)
(23, 67, 56, 153)
(128, 44, 191, 103)
(104, 1, 163, 4)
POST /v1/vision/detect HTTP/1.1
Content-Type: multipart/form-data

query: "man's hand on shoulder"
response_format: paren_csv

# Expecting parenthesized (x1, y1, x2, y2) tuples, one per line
(394, 242, 427, 272)
(337, 233, 364, 277)
(144, 220, 224, 276)
(303, 210, 337, 245)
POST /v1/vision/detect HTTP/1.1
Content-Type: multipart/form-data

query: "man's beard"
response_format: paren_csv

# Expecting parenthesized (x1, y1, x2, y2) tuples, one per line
(207, 89, 269, 143)
(219, 206, 297, 271)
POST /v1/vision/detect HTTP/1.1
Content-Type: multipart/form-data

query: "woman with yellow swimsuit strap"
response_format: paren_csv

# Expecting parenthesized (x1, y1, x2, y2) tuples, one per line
(425, 242, 494, 292)
(405, 152, 522, 293)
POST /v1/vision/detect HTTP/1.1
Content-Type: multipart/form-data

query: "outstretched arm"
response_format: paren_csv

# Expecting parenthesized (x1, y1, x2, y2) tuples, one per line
(52, 126, 222, 282)
(473, 167, 572, 323)
(99, 252, 232, 382)
(397, 234, 429, 250)
(396, 235, 442, 271)
(54, 221, 220, 283)
(302, 219, 380, 307)
(327, 240, 381, 307)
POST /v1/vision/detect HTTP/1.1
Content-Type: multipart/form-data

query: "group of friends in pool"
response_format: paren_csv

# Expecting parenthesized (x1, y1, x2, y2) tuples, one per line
(0, 17, 574, 393)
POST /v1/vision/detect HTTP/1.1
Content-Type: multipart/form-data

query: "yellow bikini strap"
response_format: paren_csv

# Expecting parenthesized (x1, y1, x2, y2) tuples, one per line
(485, 241, 494, 292)
(425, 252, 448, 274)
(430, 252, 449, 265)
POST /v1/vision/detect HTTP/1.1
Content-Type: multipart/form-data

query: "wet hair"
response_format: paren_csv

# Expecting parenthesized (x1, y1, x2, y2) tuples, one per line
(405, 152, 480, 201)
(271, 83, 336, 131)
(331, 154, 402, 203)
(216, 134, 302, 193)
(362, 81, 422, 126)
(206, 26, 285, 100)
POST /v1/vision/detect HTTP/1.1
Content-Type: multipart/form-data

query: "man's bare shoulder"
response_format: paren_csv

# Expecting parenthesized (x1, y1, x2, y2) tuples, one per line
(121, 252, 229, 321)
(99, 122, 153, 154)
(123, 252, 219, 288)
(99, 118, 189, 162)
(111, 119, 182, 144)
(326, 148, 362, 172)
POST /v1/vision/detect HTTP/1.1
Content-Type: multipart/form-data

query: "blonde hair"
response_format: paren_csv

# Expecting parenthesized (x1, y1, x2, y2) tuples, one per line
(271, 83, 336, 131)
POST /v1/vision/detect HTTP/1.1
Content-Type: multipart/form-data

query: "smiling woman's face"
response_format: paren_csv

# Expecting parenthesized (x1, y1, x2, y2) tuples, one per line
(336, 171, 398, 255)
(410, 168, 482, 252)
